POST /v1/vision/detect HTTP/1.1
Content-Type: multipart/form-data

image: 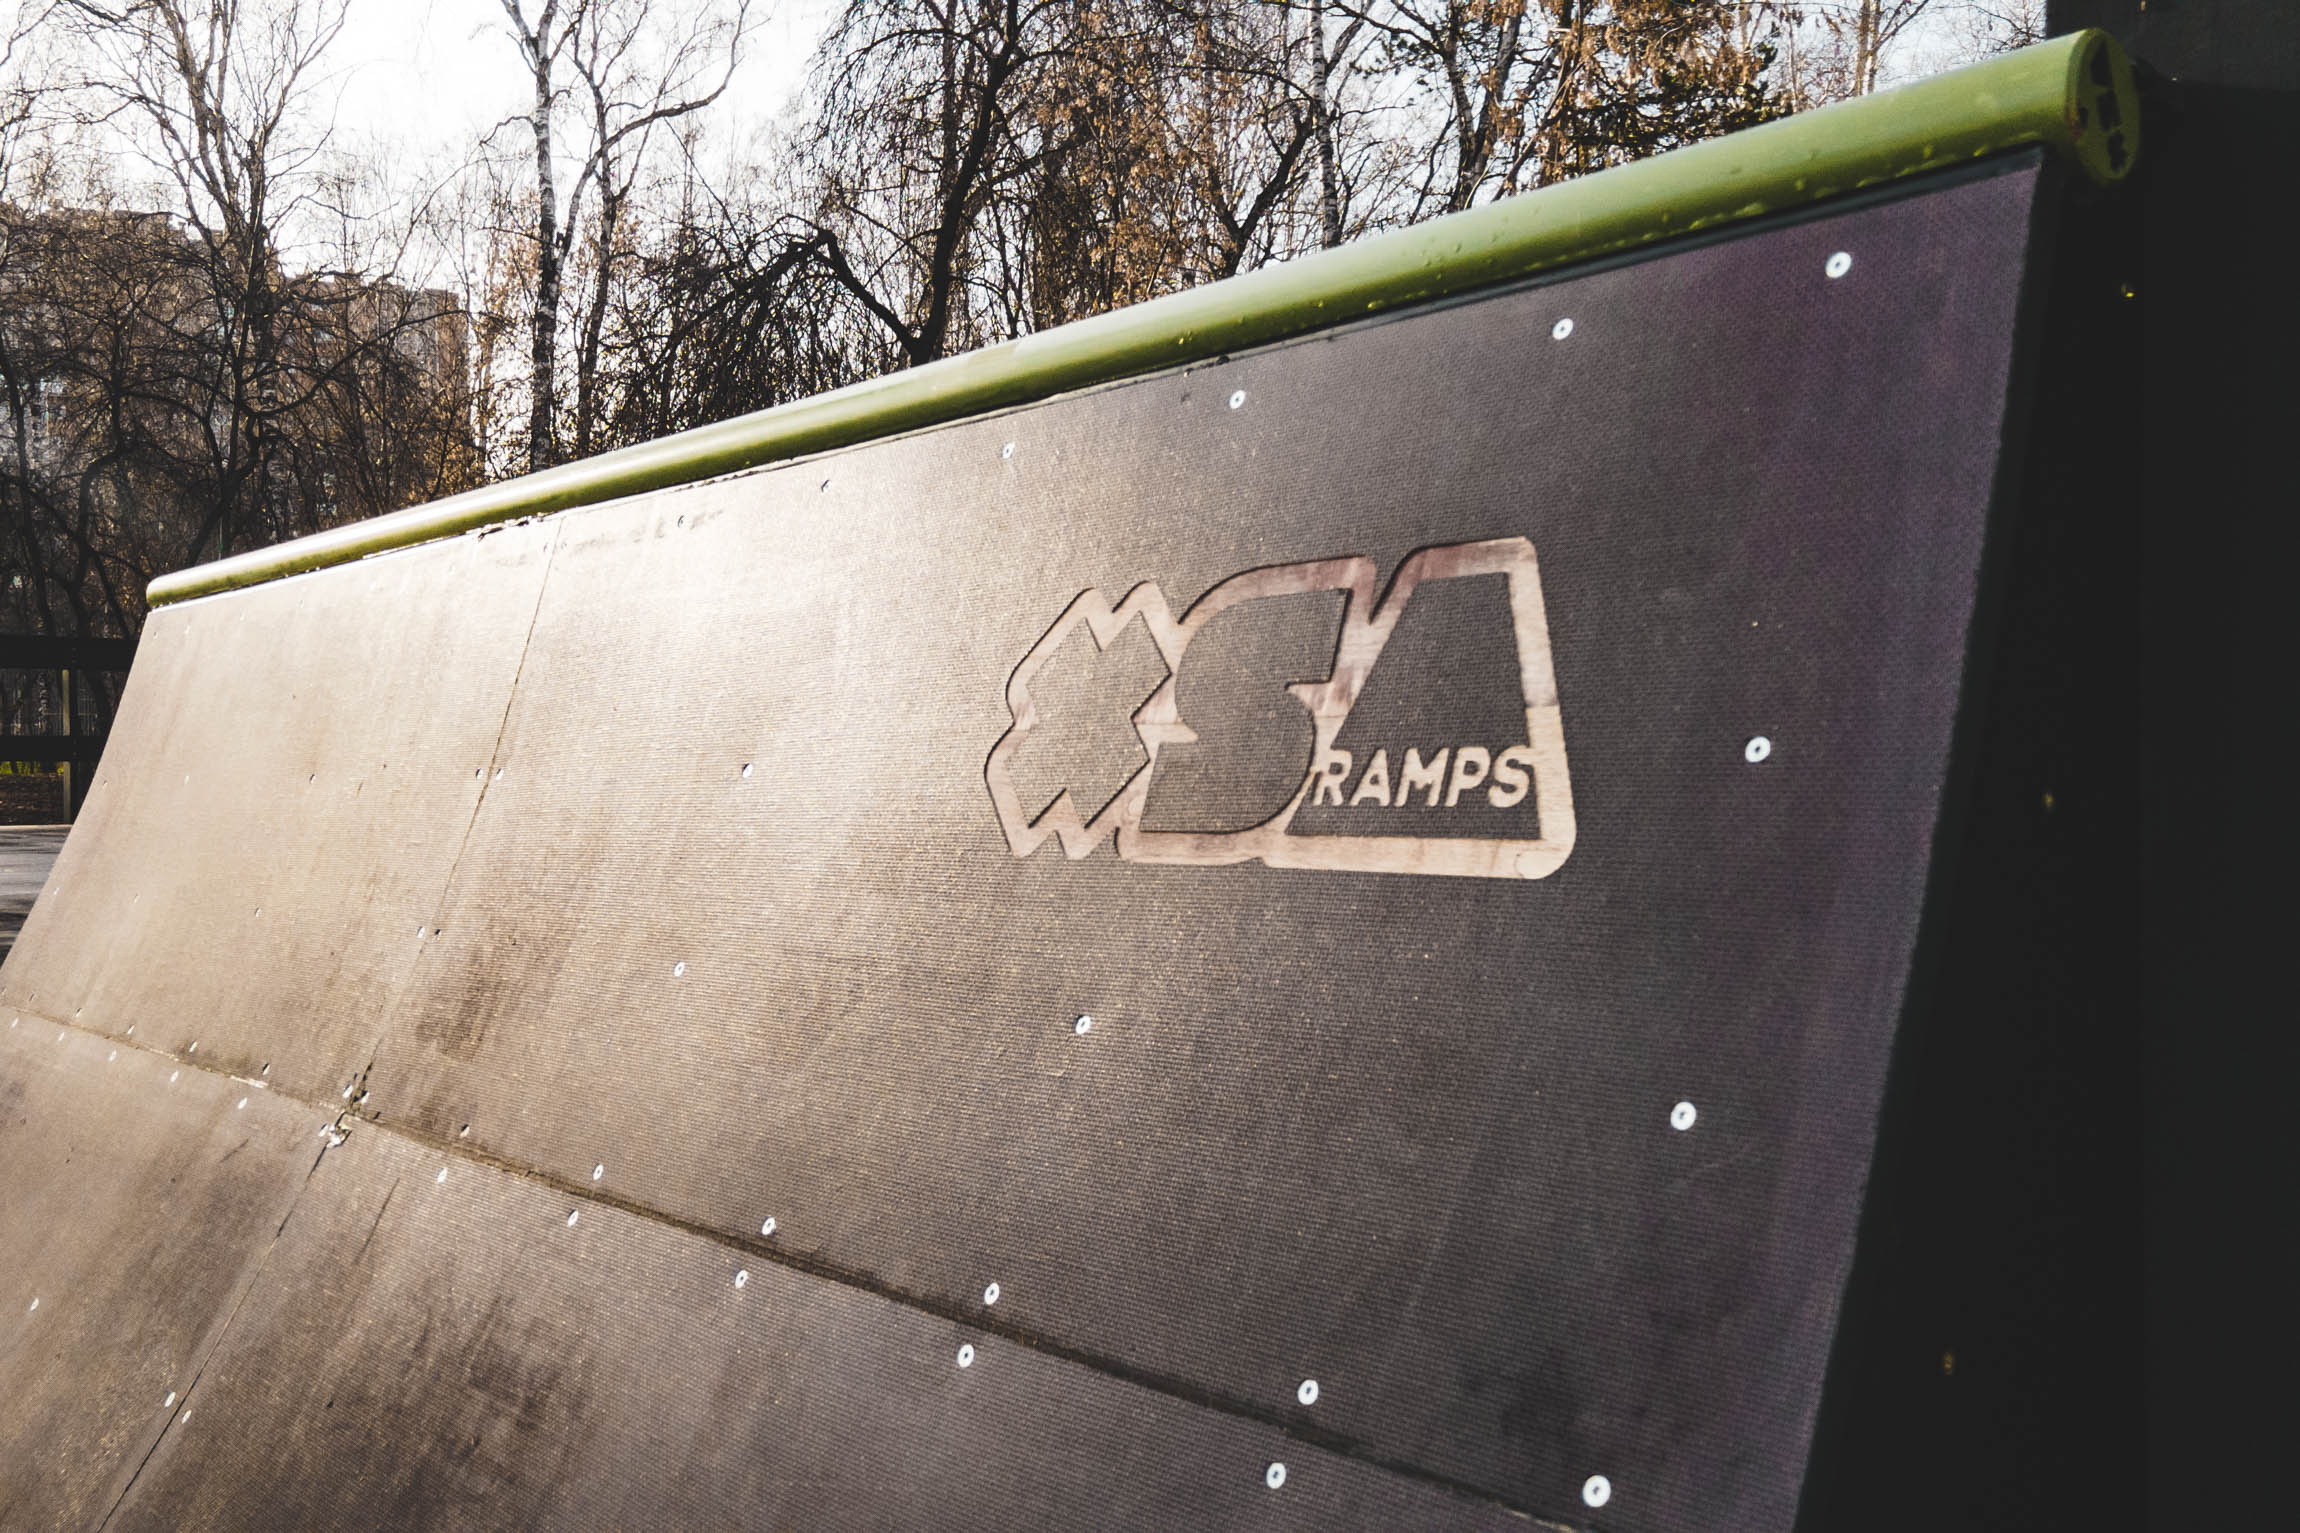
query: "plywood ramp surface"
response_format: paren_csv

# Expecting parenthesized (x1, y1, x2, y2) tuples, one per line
(3, 161, 2043, 1529)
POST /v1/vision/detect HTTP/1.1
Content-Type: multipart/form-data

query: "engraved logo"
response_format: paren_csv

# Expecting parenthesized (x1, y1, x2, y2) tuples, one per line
(985, 538, 1575, 879)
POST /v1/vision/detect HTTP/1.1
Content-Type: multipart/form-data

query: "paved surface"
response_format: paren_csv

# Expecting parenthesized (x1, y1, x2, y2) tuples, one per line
(0, 824, 68, 960)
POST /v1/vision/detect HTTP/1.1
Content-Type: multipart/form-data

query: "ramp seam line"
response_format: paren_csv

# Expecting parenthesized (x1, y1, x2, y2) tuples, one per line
(345, 517, 566, 1158)
(90, 1108, 344, 1532)
(344, 1110, 1573, 1527)
(19, 1006, 1565, 1527)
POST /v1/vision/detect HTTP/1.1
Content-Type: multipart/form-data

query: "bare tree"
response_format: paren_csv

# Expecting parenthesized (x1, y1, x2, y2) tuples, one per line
(4, 0, 474, 643)
(1339, 1, 1785, 216)
(425, 156, 536, 483)
(1174, 0, 1318, 279)
(1797, 0, 1935, 99)
(1302, 0, 1373, 247)
(598, 160, 868, 444)
(808, 0, 1091, 366)
(1955, 0, 2044, 60)
(496, 0, 750, 468)
(61, 0, 353, 561)
(1352, 0, 1549, 215)
(0, 0, 67, 676)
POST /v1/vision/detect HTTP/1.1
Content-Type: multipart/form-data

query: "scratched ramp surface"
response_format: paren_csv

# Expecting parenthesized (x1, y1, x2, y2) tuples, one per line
(3, 158, 2046, 1529)
(0, 1020, 320, 1528)
(2, 529, 551, 1110)
(98, 1118, 1528, 1532)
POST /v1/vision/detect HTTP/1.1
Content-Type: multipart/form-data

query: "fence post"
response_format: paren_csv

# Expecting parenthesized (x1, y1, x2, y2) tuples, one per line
(58, 667, 74, 821)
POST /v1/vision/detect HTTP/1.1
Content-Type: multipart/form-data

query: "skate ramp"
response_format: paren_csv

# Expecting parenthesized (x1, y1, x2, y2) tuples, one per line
(1, 36, 2138, 1533)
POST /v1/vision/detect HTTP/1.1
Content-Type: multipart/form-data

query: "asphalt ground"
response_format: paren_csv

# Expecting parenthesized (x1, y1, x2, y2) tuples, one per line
(0, 824, 67, 960)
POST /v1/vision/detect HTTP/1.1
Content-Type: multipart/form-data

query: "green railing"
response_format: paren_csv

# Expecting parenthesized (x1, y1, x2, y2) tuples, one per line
(147, 29, 2136, 608)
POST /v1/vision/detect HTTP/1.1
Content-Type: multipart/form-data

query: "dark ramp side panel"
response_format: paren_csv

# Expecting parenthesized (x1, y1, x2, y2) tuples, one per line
(0, 526, 553, 1110)
(0, 1021, 322, 1529)
(323, 161, 2043, 1528)
(107, 1120, 1539, 1532)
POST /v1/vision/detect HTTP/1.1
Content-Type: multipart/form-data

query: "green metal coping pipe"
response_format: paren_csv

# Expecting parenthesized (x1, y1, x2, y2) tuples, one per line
(147, 30, 2137, 608)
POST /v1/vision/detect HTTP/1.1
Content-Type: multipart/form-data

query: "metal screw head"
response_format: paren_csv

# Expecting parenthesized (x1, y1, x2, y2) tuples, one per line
(1001, 441, 1015, 459)
(956, 1343, 975, 1368)
(672, 961, 686, 977)
(566, 1209, 580, 1226)
(1228, 390, 1247, 410)
(236, 1098, 247, 1111)
(1744, 735, 1772, 764)
(761, 1216, 777, 1237)
(1825, 250, 1853, 279)
(1583, 1474, 1612, 1508)
(740, 763, 753, 779)
(1552, 317, 1574, 340)
(1264, 1462, 1287, 1490)
(734, 1269, 749, 1289)
(1296, 1378, 1319, 1405)
(982, 1281, 1002, 1306)
(1671, 1100, 1698, 1131)
(592, 1164, 605, 1181)
(434, 1167, 447, 1183)
(1072, 1014, 1092, 1035)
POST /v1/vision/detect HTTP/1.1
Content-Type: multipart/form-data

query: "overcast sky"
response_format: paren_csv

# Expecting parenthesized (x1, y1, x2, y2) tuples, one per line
(320, 0, 1987, 168)
(325, 0, 828, 168)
